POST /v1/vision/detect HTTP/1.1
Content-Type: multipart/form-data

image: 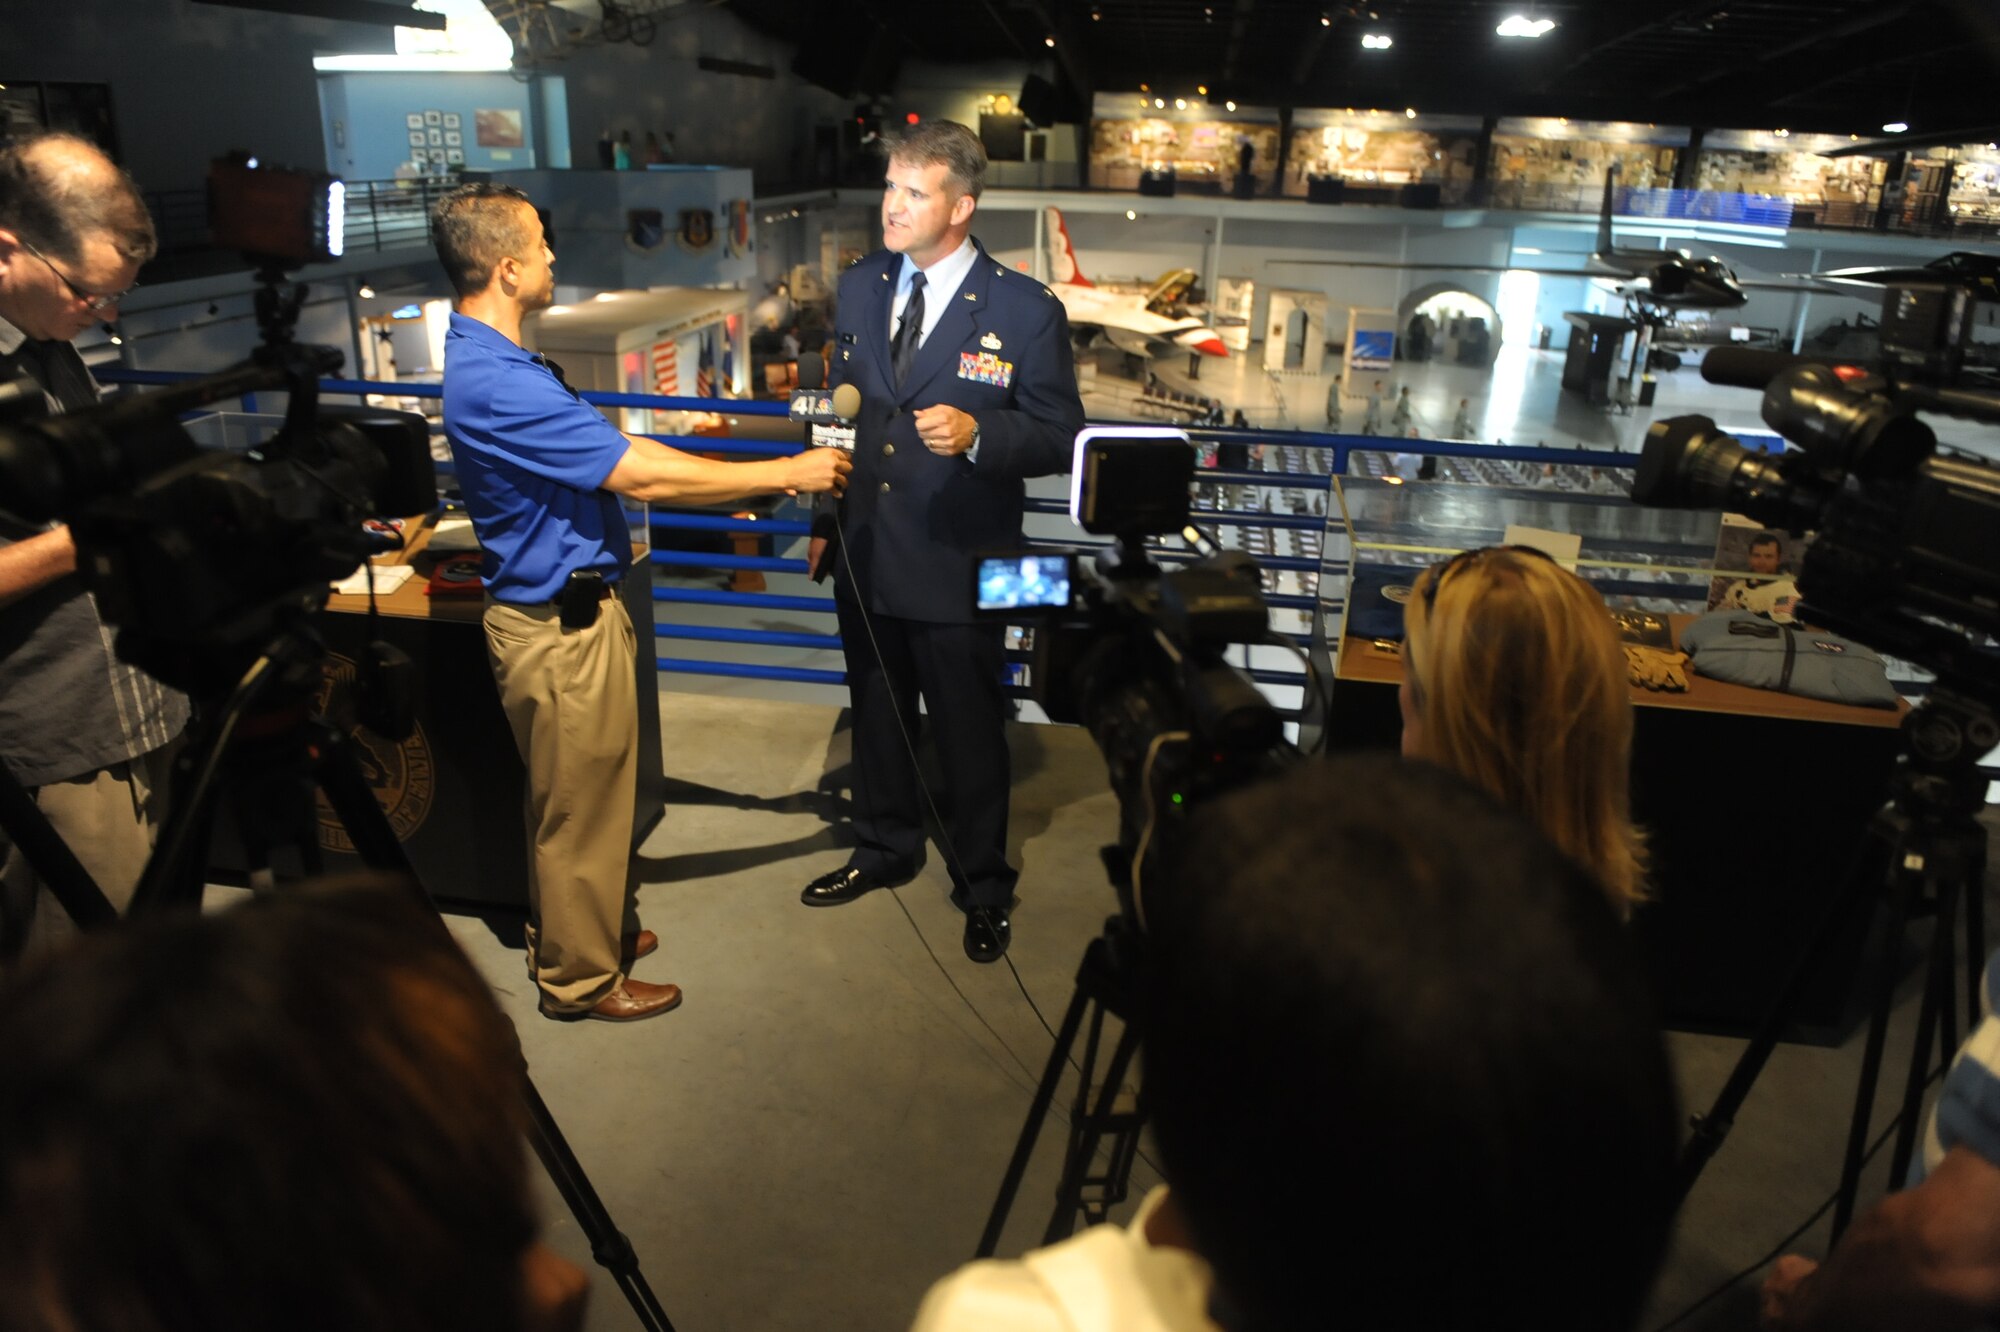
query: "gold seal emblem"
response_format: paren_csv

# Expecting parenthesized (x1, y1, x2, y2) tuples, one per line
(314, 650, 437, 852)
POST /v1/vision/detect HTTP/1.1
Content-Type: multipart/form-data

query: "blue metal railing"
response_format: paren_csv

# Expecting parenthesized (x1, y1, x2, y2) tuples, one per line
(98, 368, 1660, 707)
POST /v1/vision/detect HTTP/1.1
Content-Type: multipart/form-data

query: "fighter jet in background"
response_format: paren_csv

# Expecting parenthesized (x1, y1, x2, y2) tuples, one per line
(1810, 251, 2000, 302)
(1043, 207, 1229, 360)
(1277, 164, 1819, 323)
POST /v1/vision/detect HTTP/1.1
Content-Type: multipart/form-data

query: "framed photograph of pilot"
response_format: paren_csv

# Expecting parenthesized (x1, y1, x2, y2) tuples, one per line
(445, 130, 462, 147)
(427, 128, 443, 146)
(1707, 516, 1811, 614)
(446, 148, 464, 165)
(424, 110, 442, 126)
(443, 112, 461, 129)
(405, 112, 424, 129)
(408, 130, 426, 148)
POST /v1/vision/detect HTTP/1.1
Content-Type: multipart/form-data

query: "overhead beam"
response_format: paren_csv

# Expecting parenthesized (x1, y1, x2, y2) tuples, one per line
(1220, 0, 1258, 88)
(1654, 3, 1915, 100)
(1539, 1, 1731, 87)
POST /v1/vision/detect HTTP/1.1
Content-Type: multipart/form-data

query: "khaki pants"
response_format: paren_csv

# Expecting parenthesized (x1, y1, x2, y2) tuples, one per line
(484, 596, 639, 1012)
(0, 749, 172, 962)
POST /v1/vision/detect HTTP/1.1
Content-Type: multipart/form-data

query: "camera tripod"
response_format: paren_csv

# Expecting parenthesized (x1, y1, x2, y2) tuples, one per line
(977, 847, 1152, 1258)
(0, 620, 678, 1332)
(1675, 682, 1993, 1242)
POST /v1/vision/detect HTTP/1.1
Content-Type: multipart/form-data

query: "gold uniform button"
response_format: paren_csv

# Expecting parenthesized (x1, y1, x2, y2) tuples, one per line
(880, 481, 891, 493)
(883, 443, 895, 457)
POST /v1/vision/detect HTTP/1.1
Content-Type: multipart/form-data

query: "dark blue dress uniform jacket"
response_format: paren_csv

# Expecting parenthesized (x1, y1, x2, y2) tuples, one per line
(825, 241, 1084, 623)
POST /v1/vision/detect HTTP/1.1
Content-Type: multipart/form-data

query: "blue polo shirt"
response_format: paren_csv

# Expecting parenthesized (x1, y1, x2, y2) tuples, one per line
(441, 312, 632, 604)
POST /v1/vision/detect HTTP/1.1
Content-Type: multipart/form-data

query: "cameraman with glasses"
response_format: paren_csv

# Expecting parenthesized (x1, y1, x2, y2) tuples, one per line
(0, 131, 184, 960)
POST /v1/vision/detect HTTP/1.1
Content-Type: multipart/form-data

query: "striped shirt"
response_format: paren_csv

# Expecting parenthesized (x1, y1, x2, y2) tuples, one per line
(0, 315, 188, 786)
(1917, 949, 2000, 1183)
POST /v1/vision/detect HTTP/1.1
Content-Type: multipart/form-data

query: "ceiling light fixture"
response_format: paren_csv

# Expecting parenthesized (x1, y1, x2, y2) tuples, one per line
(1044, 34, 1055, 47)
(357, 279, 375, 299)
(1174, 97, 1187, 110)
(1126, 210, 1137, 220)
(1154, 97, 1166, 108)
(1405, 106, 1416, 118)
(1225, 100, 1237, 111)
(1882, 121, 1909, 133)
(1361, 32, 1393, 49)
(1772, 128, 1789, 138)
(1320, 12, 1332, 26)
(1197, 84, 1208, 95)
(1495, 14, 1556, 37)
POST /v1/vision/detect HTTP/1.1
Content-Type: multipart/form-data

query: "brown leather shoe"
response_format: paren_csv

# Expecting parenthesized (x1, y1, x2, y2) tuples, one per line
(543, 978, 683, 1023)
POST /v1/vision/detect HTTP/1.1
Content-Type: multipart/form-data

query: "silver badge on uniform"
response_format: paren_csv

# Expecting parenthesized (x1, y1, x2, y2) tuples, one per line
(980, 332, 1002, 351)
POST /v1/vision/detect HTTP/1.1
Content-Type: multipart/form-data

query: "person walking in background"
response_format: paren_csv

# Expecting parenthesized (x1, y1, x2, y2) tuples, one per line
(1360, 379, 1384, 435)
(1451, 397, 1475, 439)
(1389, 385, 1414, 434)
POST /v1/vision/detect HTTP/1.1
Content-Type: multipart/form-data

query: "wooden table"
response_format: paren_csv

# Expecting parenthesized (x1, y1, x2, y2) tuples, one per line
(1327, 616, 1907, 1041)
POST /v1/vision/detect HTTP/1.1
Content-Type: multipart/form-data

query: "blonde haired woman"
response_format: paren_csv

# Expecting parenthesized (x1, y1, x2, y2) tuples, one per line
(1401, 546, 1647, 918)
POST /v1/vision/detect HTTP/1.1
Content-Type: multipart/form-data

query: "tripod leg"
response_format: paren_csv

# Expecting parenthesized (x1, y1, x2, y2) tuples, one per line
(1966, 834, 1988, 1038)
(312, 727, 675, 1331)
(0, 757, 117, 954)
(978, 969, 1092, 1258)
(1043, 1019, 1144, 1246)
(521, 1077, 675, 1332)
(1891, 862, 1971, 1190)
(1675, 822, 1879, 1206)
(1834, 843, 1923, 1240)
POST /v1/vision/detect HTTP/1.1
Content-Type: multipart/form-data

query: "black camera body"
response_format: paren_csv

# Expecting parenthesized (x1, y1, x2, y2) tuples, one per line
(0, 157, 435, 693)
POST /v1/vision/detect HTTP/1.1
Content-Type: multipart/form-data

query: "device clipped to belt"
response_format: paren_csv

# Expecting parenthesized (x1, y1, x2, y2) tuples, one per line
(560, 569, 607, 629)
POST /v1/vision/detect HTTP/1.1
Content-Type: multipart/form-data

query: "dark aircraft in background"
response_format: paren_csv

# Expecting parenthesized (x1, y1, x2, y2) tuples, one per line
(1280, 164, 1819, 322)
(1810, 251, 2000, 302)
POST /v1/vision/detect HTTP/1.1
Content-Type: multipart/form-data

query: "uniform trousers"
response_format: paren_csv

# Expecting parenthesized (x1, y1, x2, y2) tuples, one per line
(0, 749, 171, 961)
(834, 584, 1016, 909)
(484, 596, 639, 1011)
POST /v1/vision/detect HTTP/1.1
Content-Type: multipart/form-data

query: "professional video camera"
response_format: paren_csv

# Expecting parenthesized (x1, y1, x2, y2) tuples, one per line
(1630, 281, 2000, 694)
(0, 154, 435, 694)
(1635, 284, 2000, 1230)
(972, 426, 1295, 901)
(975, 427, 1297, 1254)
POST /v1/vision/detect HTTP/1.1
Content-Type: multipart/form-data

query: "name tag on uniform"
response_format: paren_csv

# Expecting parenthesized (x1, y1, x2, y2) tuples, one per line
(958, 351, 1013, 388)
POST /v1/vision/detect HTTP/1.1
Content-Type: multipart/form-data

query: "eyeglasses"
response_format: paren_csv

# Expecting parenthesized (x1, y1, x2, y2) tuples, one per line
(1420, 544, 1558, 612)
(19, 238, 137, 315)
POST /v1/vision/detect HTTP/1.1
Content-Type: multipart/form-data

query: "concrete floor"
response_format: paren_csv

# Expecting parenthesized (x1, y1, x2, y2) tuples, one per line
(418, 688, 1992, 1332)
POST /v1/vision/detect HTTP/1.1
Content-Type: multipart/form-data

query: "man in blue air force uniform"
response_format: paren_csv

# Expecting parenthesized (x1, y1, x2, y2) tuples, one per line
(803, 120, 1084, 962)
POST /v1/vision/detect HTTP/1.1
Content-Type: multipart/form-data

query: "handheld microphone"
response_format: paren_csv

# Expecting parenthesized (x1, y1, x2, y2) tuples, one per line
(788, 351, 860, 449)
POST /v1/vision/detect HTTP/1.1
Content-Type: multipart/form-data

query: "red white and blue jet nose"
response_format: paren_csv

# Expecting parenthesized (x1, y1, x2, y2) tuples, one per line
(1175, 328, 1229, 356)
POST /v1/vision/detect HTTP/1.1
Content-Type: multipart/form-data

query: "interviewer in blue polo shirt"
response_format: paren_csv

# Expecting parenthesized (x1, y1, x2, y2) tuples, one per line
(431, 184, 849, 1023)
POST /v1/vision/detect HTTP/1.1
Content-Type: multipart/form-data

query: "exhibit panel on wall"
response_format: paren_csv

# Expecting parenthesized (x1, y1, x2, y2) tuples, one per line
(1487, 118, 1687, 212)
(1087, 92, 1280, 195)
(1286, 109, 1482, 202)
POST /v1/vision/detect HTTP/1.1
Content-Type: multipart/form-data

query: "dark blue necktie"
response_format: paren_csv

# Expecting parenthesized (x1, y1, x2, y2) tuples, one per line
(891, 272, 926, 387)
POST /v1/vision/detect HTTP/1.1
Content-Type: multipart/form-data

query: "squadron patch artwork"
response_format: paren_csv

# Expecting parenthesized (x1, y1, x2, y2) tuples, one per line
(958, 351, 1014, 387)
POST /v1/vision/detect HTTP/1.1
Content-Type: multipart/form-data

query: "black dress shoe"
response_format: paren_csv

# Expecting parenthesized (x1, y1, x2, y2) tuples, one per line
(800, 864, 913, 907)
(963, 906, 1011, 963)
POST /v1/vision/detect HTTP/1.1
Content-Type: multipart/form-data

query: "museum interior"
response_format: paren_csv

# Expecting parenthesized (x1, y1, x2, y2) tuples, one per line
(3, 1, 2000, 1329)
